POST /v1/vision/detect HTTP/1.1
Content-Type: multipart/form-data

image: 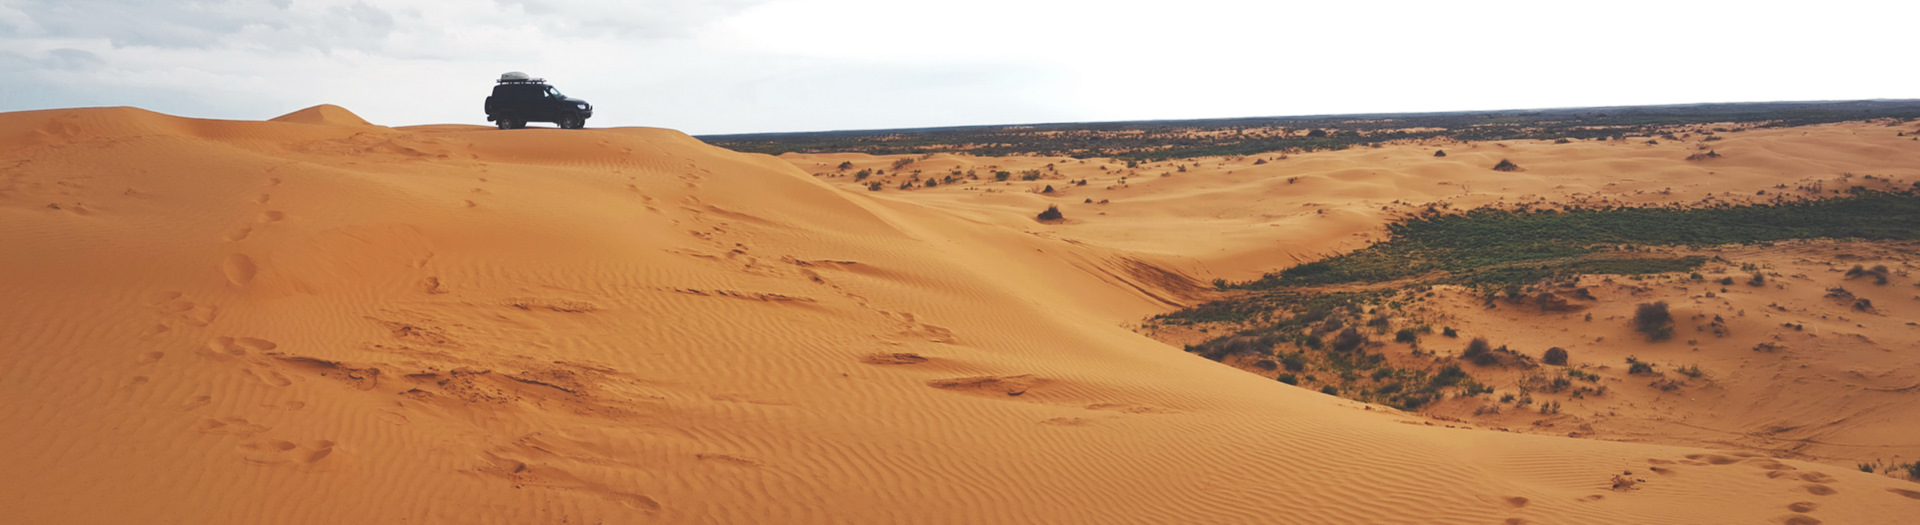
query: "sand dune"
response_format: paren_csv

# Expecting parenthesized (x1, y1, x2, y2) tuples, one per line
(4, 105, 1918, 523)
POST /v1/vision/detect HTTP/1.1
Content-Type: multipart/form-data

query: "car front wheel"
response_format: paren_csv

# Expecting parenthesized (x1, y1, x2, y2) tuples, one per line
(557, 113, 584, 130)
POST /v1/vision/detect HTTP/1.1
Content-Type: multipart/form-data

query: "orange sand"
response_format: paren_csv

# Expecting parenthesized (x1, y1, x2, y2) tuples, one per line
(4, 105, 1918, 523)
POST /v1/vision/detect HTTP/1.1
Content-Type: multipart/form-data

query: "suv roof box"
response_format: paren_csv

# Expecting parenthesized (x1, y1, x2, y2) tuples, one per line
(497, 71, 545, 84)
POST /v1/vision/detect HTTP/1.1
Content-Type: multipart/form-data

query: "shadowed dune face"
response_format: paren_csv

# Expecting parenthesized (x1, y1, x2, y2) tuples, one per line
(4, 106, 1920, 524)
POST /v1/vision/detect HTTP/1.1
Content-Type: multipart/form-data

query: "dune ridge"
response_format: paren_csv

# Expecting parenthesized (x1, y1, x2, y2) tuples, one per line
(2, 105, 1917, 523)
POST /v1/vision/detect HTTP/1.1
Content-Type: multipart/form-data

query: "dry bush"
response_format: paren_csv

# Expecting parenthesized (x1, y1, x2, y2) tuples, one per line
(1492, 159, 1522, 172)
(1542, 347, 1569, 366)
(1036, 205, 1064, 221)
(1633, 302, 1674, 341)
(1331, 327, 1367, 352)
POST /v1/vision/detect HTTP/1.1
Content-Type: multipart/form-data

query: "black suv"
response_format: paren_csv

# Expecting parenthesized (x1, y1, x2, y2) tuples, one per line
(485, 72, 593, 129)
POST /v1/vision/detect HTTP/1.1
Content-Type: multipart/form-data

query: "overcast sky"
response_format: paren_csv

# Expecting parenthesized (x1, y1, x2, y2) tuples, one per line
(2, 0, 1915, 135)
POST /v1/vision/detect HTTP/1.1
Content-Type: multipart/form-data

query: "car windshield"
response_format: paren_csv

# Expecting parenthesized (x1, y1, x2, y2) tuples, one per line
(547, 87, 564, 99)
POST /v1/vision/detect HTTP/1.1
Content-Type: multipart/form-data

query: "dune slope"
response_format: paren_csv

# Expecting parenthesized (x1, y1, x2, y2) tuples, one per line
(2, 107, 1916, 524)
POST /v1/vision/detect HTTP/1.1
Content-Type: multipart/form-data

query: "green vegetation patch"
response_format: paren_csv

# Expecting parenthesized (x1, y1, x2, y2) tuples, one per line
(1235, 190, 1920, 289)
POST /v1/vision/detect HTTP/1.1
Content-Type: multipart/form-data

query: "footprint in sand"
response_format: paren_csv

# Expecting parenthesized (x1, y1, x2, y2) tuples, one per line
(1801, 484, 1837, 496)
(246, 368, 293, 387)
(234, 337, 277, 352)
(137, 351, 165, 364)
(1779, 515, 1822, 525)
(1797, 472, 1836, 483)
(223, 254, 256, 286)
(156, 300, 193, 313)
(183, 395, 213, 411)
(253, 194, 270, 204)
(141, 324, 171, 337)
(192, 417, 269, 436)
(255, 211, 283, 223)
(301, 440, 335, 463)
(1787, 501, 1819, 512)
(240, 439, 332, 465)
(207, 336, 240, 356)
(223, 226, 252, 242)
(264, 400, 307, 411)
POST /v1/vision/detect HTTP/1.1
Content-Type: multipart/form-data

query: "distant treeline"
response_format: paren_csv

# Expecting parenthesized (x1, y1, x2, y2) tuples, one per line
(702, 100, 1920, 161)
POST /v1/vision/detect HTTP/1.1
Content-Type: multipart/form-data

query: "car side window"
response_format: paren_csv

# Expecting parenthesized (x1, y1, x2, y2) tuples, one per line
(547, 87, 562, 99)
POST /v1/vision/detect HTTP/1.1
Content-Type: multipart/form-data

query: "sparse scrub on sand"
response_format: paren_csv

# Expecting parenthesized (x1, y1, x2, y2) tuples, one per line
(1462, 338, 1534, 368)
(1845, 264, 1892, 285)
(1492, 159, 1521, 172)
(1626, 356, 1657, 376)
(1165, 290, 1491, 411)
(1542, 347, 1568, 366)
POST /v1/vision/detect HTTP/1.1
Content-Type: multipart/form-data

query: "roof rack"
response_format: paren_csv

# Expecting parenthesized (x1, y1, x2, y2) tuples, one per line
(497, 71, 546, 84)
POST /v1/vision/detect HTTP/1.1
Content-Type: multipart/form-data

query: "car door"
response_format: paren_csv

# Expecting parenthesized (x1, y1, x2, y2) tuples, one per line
(540, 87, 566, 120)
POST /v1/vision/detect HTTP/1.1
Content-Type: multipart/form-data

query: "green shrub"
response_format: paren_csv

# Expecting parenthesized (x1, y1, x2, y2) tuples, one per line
(1395, 329, 1418, 343)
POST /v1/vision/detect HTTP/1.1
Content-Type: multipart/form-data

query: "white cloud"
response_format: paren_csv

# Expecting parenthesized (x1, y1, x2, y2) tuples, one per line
(0, 0, 1914, 134)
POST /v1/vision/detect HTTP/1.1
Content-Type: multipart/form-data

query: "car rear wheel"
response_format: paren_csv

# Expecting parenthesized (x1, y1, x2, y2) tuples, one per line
(496, 118, 525, 130)
(557, 113, 584, 130)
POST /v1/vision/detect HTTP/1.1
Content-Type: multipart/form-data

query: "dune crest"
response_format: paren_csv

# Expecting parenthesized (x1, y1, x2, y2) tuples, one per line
(269, 104, 375, 126)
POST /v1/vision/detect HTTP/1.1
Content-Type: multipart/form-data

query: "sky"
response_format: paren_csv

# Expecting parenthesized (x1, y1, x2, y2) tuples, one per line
(1, 0, 1915, 135)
